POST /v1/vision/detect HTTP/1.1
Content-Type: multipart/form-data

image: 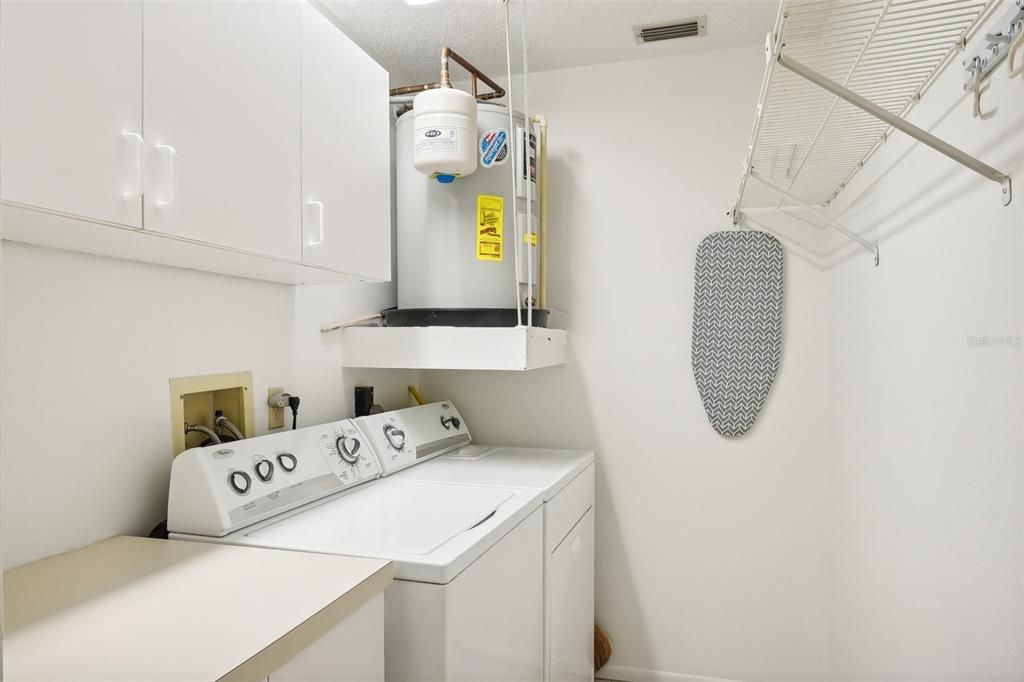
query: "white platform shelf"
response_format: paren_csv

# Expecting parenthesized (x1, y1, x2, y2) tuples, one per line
(340, 326, 568, 371)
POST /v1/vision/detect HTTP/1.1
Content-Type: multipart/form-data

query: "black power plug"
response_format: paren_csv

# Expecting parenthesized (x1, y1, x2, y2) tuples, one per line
(287, 394, 301, 430)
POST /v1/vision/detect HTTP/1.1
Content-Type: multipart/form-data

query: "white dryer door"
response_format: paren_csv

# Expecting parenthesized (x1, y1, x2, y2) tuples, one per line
(548, 508, 595, 682)
(249, 479, 512, 555)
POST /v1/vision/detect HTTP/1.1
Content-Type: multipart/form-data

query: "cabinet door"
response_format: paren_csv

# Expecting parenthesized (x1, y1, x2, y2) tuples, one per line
(300, 4, 391, 280)
(1, 1, 143, 227)
(143, 2, 301, 260)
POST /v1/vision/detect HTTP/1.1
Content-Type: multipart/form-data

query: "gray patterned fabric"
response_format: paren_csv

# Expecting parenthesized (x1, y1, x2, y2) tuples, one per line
(691, 230, 783, 437)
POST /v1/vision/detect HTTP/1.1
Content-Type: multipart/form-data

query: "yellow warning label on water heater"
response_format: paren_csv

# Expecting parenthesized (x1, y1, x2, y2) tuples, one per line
(476, 194, 503, 261)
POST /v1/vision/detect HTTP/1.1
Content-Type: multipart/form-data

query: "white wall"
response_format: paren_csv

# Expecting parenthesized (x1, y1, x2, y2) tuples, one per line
(422, 46, 836, 681)
(423, 42, 1024, 682)
(820, 45, 1024, 680)
(1, 244, 414, 568)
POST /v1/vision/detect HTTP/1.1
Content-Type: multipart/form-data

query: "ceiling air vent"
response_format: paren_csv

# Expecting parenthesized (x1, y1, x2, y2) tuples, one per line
(633, 16, 707, 45)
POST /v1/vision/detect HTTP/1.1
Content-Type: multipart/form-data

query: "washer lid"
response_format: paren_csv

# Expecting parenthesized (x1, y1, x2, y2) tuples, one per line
(247, 479, 513, 556)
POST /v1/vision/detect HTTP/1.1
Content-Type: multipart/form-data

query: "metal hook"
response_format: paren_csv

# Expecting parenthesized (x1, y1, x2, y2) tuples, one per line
(1009, 21, 1024, 78)
(971, 61, 994, 119)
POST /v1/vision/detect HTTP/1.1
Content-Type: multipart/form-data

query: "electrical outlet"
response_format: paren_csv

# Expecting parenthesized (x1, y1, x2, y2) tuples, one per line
(268, 386, 285, 430)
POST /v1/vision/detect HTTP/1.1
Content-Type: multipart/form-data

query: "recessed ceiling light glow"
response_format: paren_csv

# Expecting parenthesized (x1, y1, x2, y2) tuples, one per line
(404, 0, 439, 6)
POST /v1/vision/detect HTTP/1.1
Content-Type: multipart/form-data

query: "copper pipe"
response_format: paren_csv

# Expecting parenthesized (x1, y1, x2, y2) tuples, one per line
(389, 82, 440, 97)
(388, 47, 505, 101)
(445, 48, 505, 99)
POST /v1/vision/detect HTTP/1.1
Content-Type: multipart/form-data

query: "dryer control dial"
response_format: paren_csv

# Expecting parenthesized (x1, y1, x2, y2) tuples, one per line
(383, 423, 407, 451)
(440, 415, 462, 430)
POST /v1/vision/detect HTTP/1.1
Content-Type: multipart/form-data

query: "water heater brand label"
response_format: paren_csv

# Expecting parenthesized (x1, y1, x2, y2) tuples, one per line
(476, 194, 504, 262)
(479, 129, 509, 168)
(415, 127, 458, 154)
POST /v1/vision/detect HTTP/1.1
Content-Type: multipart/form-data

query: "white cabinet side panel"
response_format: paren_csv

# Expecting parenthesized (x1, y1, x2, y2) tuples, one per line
(270, 593, 385, 681)
(446, 509, 544, 681)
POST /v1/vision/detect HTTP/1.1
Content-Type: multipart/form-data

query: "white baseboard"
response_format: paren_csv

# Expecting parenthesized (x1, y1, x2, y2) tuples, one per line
(599, 664, 744, 682)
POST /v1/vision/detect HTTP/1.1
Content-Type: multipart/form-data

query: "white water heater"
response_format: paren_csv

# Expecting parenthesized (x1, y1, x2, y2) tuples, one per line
(392, 102, 541, 327)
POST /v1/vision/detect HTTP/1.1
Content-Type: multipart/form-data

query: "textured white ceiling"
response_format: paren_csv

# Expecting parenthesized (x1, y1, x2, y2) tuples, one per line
(324, 1, 779, 85)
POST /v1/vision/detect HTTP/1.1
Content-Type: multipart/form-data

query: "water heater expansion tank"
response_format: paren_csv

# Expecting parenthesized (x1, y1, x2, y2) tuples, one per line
(395, 102, 540, 326)
(412, 88, 478, 182)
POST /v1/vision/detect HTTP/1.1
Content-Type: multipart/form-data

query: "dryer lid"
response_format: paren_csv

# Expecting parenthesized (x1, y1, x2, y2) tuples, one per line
(246, 479, 512, 556)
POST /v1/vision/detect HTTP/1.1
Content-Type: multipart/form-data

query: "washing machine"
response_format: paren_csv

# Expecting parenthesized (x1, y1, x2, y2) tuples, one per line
(167, 401, 544, 681)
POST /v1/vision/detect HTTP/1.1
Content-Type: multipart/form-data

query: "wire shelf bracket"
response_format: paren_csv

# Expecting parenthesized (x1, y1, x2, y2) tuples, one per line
(732, 0, 1012, 267)
(749, 171, 880, 265)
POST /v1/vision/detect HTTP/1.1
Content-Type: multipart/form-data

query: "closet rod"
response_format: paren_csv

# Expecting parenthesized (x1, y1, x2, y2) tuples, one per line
(777, 54, 1013, 206)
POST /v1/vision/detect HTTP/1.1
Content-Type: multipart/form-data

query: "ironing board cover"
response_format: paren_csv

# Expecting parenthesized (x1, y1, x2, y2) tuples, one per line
(691, 230, 783, 437)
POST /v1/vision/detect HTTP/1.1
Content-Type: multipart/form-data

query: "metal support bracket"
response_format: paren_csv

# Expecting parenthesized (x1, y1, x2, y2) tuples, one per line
(748, 172, 880, 267)
(777, 54, 1013, 207)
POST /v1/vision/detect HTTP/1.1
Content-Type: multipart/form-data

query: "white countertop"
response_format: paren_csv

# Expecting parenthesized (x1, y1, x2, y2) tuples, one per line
(3, 535, 392, 681)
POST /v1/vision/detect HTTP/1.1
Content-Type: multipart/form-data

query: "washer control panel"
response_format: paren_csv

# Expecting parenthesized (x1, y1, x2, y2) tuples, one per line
(210, 443, 315, 502)
(355, 401, 471, 475)
(168, 419, 381, 537)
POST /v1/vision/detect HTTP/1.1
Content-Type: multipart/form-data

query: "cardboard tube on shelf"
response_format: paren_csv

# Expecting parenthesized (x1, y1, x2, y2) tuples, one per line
(530, 114, 549, 309)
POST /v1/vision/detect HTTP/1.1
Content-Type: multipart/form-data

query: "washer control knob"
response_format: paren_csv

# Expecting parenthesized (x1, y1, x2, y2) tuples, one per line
(276, 452, 298, 473)
(253, 459, 274, 483)
(336, 435, 361, 464)
(383, 424, 406, 451)
(228, 470, 252, 496)
(450, 416, 461, 430)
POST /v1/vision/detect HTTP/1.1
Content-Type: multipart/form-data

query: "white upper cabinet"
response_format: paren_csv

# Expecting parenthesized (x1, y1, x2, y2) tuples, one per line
(1, 1, 143, 227)
(300, 5, 391, 280)
(142, 2, 302, 261)
(1, 1, 391, 285)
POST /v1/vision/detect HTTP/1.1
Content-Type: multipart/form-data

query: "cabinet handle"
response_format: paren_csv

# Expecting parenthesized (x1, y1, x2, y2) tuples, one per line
(308, 200, 325, 246)
(155, 144, 178, 207)
(122, 132, 144, 199)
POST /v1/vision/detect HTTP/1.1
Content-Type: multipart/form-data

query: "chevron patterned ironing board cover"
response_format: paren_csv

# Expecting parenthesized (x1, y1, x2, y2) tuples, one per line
(691, 230, 783, 437)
